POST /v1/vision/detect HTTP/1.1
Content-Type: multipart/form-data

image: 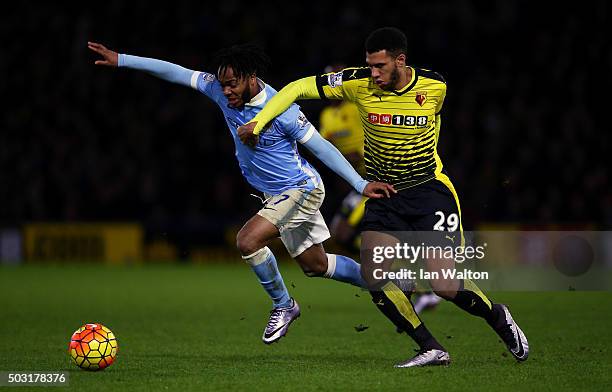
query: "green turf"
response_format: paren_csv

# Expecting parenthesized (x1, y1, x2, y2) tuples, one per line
(0, 263, 610, 391)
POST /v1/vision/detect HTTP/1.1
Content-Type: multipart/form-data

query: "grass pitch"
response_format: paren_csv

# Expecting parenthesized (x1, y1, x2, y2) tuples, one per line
(0, 263, 610, 391)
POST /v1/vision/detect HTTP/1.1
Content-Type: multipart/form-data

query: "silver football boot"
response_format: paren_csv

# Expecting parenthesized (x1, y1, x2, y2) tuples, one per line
(394, 349, 451, 368)
(491, 304, 529, 361)
(262, 298, 300, 344)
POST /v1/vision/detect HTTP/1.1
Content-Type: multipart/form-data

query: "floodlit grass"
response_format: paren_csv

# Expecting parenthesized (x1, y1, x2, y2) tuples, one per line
(1, 263, 610, 391)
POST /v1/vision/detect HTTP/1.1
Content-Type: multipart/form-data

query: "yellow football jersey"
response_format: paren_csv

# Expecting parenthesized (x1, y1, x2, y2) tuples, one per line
(319, 101, 364, 157)
(316, 66, 446, 190)
(252, 66, 447, 191)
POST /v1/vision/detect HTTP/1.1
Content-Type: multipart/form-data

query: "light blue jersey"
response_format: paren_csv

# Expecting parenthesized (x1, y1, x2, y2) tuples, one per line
(118, 54, 368, 196)
(192, 72, 320, 195)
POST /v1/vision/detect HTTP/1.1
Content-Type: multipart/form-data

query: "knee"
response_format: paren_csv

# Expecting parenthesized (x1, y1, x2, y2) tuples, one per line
(300, 255, 328, 278)
(236, 229, 261, 256)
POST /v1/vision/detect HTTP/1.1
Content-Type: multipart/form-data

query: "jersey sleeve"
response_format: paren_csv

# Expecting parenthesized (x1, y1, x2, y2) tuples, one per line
(251, 68, 368, 135)
(251, 76, 320, 134)
(192, 71, 222, 101)
(117, 54, 223, 103)
(314, 67, 367, 102)
(301, 131, 367, 194)
(119, 54, 196, 87)
(277, 105, 316, 143)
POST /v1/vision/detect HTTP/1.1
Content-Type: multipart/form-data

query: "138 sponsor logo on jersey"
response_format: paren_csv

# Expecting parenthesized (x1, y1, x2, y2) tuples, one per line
(367, 113, 428, 127)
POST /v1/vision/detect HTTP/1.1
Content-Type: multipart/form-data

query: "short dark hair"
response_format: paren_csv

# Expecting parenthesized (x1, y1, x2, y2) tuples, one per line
(365, 27, 408, 57)
(213, 44, 271, 80)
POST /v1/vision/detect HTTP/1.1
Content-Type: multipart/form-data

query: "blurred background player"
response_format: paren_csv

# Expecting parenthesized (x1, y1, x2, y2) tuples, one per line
(321, 63, 442, 315)
(238, 27, 528, 367)
(88, 41, 393, 344)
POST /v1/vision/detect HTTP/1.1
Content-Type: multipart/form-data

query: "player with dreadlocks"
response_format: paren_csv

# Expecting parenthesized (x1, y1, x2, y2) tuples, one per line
(88, 41, 394, 343)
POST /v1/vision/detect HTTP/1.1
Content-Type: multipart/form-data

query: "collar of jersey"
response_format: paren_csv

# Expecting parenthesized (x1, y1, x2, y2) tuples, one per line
(392, 66, 418, 96)
(245, 79, 267, 107)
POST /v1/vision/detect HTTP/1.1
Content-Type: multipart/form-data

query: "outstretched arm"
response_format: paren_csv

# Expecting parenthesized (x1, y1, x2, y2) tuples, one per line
(237, 77, 321, 147)
(300, 130, 395, 199)
(252, 77, 321, 134)
(88, 41, 196, 87)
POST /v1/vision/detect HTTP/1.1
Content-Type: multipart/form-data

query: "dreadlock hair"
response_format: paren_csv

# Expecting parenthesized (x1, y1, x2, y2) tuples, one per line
(365, 27, 408, 58)
(212, 43, 271, 80)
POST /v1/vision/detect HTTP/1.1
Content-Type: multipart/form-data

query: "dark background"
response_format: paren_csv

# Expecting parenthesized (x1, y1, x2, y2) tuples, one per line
(1, 1, 609, 249)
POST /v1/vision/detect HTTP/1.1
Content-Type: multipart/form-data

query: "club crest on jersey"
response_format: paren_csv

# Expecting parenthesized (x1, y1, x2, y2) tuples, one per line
(415, 91, 427, 106)
(327, 72, 343, 88)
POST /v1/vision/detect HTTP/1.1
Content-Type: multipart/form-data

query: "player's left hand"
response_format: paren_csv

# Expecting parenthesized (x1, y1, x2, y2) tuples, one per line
(88, 42, 119, 67)
(238, 122, 259, 147)
(363, 182, 397, 198)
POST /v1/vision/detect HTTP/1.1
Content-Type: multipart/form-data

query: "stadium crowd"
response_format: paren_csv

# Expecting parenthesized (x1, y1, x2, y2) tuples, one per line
(1, 1, 609, 247)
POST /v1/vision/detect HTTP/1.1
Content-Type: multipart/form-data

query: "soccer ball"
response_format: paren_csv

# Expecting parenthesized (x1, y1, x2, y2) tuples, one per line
(68, 323, 118, 371)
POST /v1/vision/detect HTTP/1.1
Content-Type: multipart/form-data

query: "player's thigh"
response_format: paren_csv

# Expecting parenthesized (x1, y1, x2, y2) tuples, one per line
(236, 214, 280, 255)
(360, 230, 401, 287)
(412, 180, 462, 235)
(359, 190, 413, 286)
(281, 209, 330, 259)
(412, 180, 463, 294)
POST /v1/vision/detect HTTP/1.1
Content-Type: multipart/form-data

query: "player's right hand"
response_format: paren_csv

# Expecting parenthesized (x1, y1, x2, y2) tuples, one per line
(363, 182, 397, 199)
(238, 122, 259, 148)
(87, 42, 119, 67)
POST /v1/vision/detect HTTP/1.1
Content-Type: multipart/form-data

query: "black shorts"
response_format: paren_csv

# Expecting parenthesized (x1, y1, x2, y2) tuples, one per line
(361, 178, 462, 234)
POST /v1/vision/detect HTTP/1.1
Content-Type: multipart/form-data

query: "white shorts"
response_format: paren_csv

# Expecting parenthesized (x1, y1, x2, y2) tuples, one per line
(257, 184, 331, 258)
